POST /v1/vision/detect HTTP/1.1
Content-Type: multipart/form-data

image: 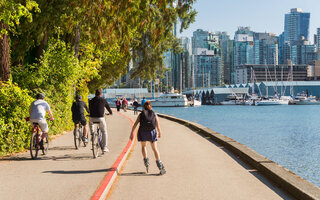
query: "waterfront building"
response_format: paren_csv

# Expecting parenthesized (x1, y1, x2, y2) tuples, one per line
(235, 64, 308, 84)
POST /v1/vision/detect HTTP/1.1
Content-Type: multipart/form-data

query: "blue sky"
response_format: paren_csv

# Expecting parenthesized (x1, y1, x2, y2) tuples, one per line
(178, 0, 320, 41)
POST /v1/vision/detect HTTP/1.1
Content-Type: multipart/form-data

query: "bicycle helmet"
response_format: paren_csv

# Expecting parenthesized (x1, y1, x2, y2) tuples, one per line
(36, 93, 45, 99)
(76, 95, 82, 101)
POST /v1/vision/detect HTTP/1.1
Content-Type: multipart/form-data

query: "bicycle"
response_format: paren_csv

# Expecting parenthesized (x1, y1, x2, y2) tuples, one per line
(91, 122, 104, 158)
(73, 123, 87, 149)
(29, 122, 49, 159)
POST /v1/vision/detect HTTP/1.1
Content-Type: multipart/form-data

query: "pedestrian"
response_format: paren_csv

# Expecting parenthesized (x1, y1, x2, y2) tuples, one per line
(133, 99, 139, 115)
(116, 98, 121, 112)
(141, 97, 146, 109)
(130, 101, 166, 175)
(89, 89, 113, 152)
(122, 97, 128, 112)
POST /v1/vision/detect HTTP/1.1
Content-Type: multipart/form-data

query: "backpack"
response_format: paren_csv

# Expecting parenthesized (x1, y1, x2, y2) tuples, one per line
(139, 110, 157, 131)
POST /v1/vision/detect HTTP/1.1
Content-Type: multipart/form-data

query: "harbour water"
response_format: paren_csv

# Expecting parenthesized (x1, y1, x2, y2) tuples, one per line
(153, 105, 320, 187)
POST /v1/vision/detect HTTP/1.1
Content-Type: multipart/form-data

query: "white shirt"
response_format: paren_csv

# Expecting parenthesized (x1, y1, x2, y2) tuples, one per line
(30, 99, 50, 119)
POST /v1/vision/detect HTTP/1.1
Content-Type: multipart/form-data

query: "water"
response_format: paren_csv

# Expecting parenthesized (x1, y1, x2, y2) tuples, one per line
(153, 105, 320, 187)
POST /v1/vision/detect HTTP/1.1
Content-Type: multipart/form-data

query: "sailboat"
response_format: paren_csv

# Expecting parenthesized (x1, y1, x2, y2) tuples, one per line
(256, 61, 286, 106)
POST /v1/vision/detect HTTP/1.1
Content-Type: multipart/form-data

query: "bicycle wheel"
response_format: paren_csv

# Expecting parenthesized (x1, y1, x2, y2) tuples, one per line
(42, 135, 49, 155)
(74, 126, 81, 149)
(92, 128, 100, 158)
(30, 132, 39, 159)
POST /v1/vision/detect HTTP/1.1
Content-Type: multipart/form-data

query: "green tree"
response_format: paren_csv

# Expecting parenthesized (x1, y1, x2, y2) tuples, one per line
(0, 0, 38, 82)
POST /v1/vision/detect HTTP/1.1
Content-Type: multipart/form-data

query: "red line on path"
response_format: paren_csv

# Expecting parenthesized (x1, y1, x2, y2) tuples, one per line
(91, 112, 135, 200)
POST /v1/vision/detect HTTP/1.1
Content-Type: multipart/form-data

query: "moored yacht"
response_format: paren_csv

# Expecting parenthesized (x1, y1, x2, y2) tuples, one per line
(289, 92, 320, 105)
(150, 93, 188, 107)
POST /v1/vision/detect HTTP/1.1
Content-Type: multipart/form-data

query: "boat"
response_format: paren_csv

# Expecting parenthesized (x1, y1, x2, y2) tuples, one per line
(150, 93, 188, 107)
(220, 94, 245, 105)
(289, 92, 320, 105)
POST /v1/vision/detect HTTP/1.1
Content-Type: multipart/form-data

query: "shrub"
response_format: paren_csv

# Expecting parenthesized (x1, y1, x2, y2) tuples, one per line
(0, 81, 33, 156)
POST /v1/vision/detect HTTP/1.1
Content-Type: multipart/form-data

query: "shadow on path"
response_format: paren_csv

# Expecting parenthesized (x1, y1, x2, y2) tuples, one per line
(49, 146, 77, 151)
(119, 172, 160, 176)
(43, 168, 114, 174)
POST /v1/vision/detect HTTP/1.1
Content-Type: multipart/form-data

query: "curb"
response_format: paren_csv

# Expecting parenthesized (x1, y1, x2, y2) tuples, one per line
(157, 113, 320, 200)
(91, 112, 135, 200)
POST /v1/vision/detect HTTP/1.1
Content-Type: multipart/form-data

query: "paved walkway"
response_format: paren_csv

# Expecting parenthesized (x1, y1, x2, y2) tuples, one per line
(107, 111, 294, 200)
(0, 110, 295, 200)
(0, 109, 132, 200)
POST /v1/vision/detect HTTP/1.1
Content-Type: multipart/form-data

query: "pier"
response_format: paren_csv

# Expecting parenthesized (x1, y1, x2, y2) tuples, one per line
(1, 109, 319, 200)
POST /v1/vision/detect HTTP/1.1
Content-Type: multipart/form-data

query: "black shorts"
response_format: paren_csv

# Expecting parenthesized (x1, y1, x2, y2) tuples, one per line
(73, 116, 87, 126)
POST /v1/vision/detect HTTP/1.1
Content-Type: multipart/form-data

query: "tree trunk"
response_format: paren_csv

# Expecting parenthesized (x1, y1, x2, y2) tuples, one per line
(36, 31, 48, 61)
(74, 23, 81, 59)
(0, 21, 10, 82)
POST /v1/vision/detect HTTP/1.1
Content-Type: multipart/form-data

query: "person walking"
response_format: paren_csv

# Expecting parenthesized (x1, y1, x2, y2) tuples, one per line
(133, 99, 139, 115)
(130, 101, 166, 175)
(89, 89, 113, 152)
(116, 98, 121, 112)
(141, 97, 146, 108)
(122, 97, 128, 112)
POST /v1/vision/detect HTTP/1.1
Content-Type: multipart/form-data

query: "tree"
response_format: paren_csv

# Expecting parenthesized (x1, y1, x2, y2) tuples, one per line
(0, 0, 38, 82)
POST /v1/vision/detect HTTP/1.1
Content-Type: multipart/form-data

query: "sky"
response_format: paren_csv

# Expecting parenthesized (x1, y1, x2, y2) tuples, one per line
(178, 0, 320, 41)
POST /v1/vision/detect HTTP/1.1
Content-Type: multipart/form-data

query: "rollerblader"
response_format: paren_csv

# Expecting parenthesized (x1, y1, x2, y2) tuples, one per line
(130, 101, 166, 175)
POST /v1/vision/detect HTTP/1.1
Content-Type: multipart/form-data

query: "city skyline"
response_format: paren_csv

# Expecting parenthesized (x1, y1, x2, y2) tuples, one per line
(178, 0, 320, 40)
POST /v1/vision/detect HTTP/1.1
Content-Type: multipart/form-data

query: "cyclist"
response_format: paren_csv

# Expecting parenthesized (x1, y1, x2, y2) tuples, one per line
(89, 89, 113, 152)
(71, 95, 90, 142)
(29, 93, 54, 148)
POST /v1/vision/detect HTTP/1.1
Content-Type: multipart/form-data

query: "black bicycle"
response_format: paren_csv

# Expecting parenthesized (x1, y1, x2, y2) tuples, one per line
(30, 122, 49, 159)
(73, 123, 87, 149)
(91, 122, 104, 158)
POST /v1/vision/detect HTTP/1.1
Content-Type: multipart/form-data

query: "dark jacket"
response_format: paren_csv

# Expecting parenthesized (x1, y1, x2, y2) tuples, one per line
(89, 96, 112, 117)
(133, 101, 139, 107)
(71, 101, 89, 121)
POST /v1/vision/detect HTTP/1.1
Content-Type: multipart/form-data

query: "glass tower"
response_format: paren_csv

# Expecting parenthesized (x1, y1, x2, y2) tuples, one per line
(284, 8, 310, 44)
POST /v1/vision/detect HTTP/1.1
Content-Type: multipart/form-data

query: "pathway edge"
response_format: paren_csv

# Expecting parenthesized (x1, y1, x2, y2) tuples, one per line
(91, 112, 135, 200)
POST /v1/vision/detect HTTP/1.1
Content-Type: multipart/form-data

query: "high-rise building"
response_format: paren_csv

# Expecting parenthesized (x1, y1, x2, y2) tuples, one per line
(233, 27, 254, 83)
(172, 37, 192, 92)
(317, 28, 320, 51)
(192, 29, 209, 53)
(284, 8, 310, 44)
(192, 48, 222, 88)
(280, 8, 311, 64)
(190, 29, 224, 87)
(253, 33, 278, 65)
(218, 32, 234, 84)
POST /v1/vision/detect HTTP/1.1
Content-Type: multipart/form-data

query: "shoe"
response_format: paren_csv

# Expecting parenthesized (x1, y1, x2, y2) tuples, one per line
(144, 158, 150, 173)
(156, 160, 166, 175)
(103, 147, 109, 152)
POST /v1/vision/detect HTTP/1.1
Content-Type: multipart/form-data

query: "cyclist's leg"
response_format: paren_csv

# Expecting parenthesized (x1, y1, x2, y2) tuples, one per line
(33, 118, 49, 140)
(89, 117, 95, 135)
(98, 117, 108, 148)
(80, 116, 87, 138)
